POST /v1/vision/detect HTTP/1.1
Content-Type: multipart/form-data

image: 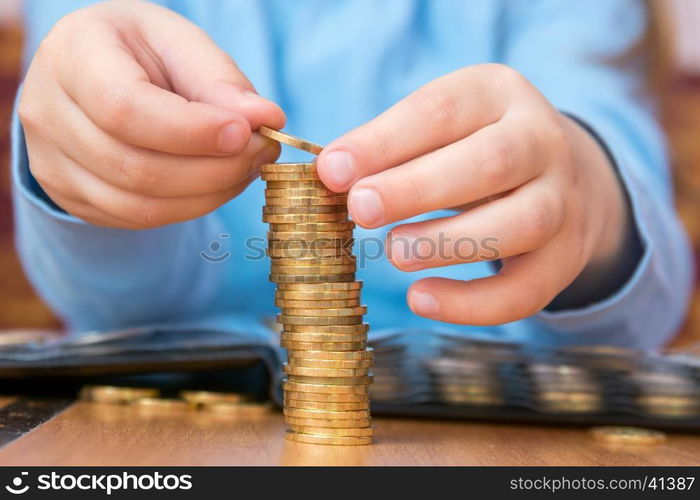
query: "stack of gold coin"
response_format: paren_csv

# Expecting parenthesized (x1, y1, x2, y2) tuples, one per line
(259, 126, 373, 446)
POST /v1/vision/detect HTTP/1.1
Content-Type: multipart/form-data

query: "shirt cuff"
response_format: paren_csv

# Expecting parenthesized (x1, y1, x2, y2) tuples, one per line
(532, 114, 685, 348)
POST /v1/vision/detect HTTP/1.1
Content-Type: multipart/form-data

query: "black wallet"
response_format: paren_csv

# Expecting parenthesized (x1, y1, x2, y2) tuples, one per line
(1, 319, 699, 432)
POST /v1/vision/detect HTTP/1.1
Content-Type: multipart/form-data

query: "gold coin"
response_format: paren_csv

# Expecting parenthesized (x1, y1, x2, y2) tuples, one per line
(287, 348, 373, 361)
(284, 416, 372, 428)
(270, 264, 357, 275)
(264, 192, 346, 204)
(286, 357, 372, 369)
(271, 274, 357, 284)
(80, 386, 160, 404)
(269, 232, 353, 243)
(278, 281, 362, 291)
(268, 230, 353, 239)
(205, 402, 274, 416)
(275, 289, 361, 300)
(280, 306, 367, 316)
(283, 323, 369, 334)
(283, 380, 370, 394)
(281, 332, 367, 343)
(277, 314, 363, 325)
(285, 430, 372, 445)
(268, 247, 352, 259)
(269, 221, 355, 232)
(288, 425, 374, 437)
(268, 238, 351, 250)
(179, 390, 251, 407)
(261, 171, 322, 181)
(264, 213, 349, 224)
(283, 363, 370, 378)
(263, 204, 346, 214)
(265, 196, 346, 206)
(270, 255, 356, 265)
(284, 390, 370, 403)
(281, 340, 367, 351)
(276, 298, 360, 308)
(135, 397, 189, 411)
(264, 180, 327, 190)
(591, 426, 666, 446)
(257, 128, 323, 155)
(283, 407, 371, 420)
(286, 374, 373, 385)
(266, 188, 334, 198)
(284, 398, 370, 411)
(260, 162, 318, 173)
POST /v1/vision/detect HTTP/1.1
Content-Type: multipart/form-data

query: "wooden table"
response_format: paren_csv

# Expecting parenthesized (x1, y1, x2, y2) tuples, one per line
(0, 399, 698, 466)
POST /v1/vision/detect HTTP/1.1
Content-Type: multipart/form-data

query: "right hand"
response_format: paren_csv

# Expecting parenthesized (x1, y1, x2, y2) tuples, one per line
(18, 1, 285, 229)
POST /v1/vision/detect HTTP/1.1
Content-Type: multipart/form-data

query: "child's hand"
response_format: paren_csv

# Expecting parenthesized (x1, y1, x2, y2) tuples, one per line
(19, 1, 284, 229)
(318, 64, 630, 325)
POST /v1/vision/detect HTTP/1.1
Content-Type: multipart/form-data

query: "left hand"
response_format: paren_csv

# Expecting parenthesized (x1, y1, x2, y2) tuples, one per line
(317, 64, 630, 325)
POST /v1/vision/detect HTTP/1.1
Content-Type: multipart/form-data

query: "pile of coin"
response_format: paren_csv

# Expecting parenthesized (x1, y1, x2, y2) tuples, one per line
(259, 126, 373, 446)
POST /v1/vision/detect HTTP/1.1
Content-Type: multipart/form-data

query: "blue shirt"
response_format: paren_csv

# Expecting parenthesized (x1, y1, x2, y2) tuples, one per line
(12, 0, 694, 348)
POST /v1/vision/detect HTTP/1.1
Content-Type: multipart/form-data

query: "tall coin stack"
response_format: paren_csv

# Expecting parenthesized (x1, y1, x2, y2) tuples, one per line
(259, 126, 374, 446)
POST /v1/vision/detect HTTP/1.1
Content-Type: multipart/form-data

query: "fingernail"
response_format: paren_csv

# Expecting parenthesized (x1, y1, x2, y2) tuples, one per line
(409, 290, 440, 317)
(388, 232, 416, 269)
(349, 187, 384, 227)
(218, 122, 247, 153)
(322, 150, 356, 190)
(243, 90, 271, 103)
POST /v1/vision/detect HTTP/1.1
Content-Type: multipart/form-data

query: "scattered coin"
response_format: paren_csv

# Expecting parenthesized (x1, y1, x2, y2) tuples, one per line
(591, 426, 666, 446)
(179, 390, 252, 408)
(135, 398, 189, 412)
(80, 386, 159, 404)
(288, 425, 374, 437)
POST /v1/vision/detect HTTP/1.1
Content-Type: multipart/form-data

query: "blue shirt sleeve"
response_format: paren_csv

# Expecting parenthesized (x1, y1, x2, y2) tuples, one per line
(502, 0, 694, 348)
(11, 103, 231, 332)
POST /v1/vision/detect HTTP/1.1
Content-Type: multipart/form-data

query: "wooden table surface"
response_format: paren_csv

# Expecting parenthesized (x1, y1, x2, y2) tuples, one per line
(0, 399, 698, 466)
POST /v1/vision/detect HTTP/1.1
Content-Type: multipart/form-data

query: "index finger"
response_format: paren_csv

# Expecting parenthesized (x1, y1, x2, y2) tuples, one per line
(317, 64, 515, 192)
(62, 31, 251, 156)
